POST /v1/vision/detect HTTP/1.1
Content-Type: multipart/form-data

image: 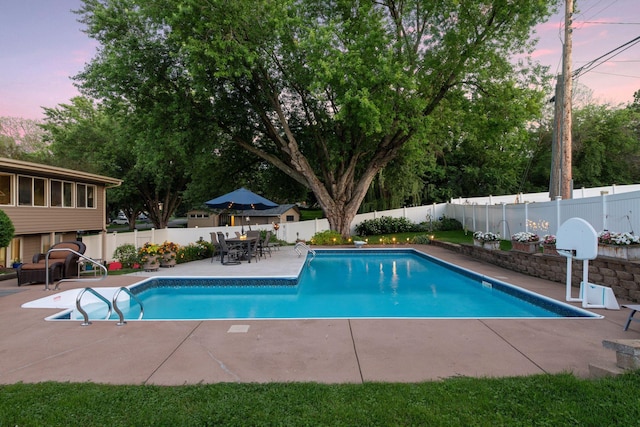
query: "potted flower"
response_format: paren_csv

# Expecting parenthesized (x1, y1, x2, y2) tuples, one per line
(158, 241, 180, 267)
(11, 258, 21, 269)
(511, 232, 540, 253)
(472, 231, 501, 250)
(541, 234, 558, 255)
(597, 230, 640, 260)
(138, 242, 161, 271)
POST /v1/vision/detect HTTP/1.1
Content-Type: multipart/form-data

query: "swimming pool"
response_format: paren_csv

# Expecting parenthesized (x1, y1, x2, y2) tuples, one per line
(35, 249, 600, 321)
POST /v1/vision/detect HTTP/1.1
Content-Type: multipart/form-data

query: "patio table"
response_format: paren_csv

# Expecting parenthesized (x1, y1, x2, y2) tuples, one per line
(225, 236, 259, 263)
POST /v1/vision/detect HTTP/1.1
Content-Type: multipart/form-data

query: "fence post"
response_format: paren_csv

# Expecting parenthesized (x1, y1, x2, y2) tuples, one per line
(472, 203, 476, 232)
(502, 203, 507, 238)
(602, 192, 608, 231)
(556, 196, 562, 234)
(485, 203, 489, 232)
(100, 231, 106, 262)
(462, 204, 466, 231)
(525, 202, 529, 233)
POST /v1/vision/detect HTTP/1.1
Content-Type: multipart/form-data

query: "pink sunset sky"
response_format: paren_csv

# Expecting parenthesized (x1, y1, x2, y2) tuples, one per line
(1, 0, 639, 120)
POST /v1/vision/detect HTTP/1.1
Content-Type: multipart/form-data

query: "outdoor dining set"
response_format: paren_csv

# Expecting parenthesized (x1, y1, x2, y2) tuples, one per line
(211, 230, 276, 265)
(204, 187, 280, 265)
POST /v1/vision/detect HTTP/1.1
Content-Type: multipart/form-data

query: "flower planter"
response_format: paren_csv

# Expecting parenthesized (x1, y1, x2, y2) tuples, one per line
(483, 241, 500, 250)
(542, 244, 558, 256)
(511, 241, 539, 253)
(598, 244, 640, 261)
(474, 239, 499, 250)
(160, 252, 177, 268)
(142, 255, 160, 271)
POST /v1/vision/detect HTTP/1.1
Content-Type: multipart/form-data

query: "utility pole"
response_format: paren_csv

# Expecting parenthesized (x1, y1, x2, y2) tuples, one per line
(549, 1, 574, 200)
(549, 77, 563, 199)
(561, 0, 573, 199)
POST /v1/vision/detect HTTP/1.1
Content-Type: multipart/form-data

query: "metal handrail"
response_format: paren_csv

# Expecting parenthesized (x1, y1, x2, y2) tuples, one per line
(112, 287, 144, 326)
(45, 249, 108, 291)
(76, 287, 113, 326)
(294, 242, 316, 264)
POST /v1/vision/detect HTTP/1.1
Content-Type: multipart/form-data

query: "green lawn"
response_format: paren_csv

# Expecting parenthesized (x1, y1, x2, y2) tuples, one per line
(1, 372, 639, 425)
(372, 229, 515, 250)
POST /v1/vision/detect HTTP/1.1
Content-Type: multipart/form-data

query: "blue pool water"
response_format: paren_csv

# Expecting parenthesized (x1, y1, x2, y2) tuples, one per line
(69, 249, 598, 321)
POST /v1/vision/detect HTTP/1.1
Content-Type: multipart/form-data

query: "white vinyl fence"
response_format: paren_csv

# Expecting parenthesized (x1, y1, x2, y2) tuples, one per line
(83, 185, 640, 262)
(82, 204, 448, 262)
(449, 191, 640, 239)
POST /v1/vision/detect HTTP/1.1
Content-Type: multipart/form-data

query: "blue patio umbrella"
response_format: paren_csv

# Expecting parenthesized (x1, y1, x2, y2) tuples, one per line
(205, 187, 278, 211)
(205, 188, 278, 233)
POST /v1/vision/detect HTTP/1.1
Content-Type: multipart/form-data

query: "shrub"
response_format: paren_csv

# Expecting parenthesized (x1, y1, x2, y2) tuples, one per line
(310, 230, 347, 245)
(355, 216, 418, 236)
(0, 209, 15, 249)
(411, 235, 432, 244)
(437, 215, 463, 231)
(113, 244, 138, 268)
(176, 239, 212, 263)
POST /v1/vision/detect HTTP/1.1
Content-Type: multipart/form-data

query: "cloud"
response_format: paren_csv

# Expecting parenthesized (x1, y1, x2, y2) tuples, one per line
(531, 48, 557, 59)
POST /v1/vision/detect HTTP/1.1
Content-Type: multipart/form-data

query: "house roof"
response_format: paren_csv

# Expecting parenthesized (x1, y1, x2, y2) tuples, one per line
(0, 157, 122, 186)
(237, 204, 299, 217)
(189, 204, 300, 217)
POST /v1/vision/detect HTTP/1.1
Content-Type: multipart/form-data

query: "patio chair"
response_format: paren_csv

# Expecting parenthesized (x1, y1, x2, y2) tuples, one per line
(210, 232, 221, 263)
(246, 230, 260, 239)
(623, 304, 640, 331)
(245, 236, 260, 263)
(17, 241, 86, 286)
(260, 231, 273, 258)
(217, 232, 242, 265)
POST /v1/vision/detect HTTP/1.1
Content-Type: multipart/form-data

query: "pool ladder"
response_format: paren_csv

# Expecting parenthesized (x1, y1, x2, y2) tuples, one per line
(76, 287, 144, 326)
(45, 249, 109, 291)
(294, 242, 316, 265)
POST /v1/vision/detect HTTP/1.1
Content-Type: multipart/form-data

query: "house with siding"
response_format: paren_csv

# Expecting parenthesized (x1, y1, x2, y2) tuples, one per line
(0, 158, 121, 268)
(187, 204, 300, 228)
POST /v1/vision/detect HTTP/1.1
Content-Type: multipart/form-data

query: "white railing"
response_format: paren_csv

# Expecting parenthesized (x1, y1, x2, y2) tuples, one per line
(83, 185, 640, 262)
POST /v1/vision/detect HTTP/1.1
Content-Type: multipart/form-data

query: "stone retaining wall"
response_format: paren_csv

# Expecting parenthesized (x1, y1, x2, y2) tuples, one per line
(430, 240, 640, 303)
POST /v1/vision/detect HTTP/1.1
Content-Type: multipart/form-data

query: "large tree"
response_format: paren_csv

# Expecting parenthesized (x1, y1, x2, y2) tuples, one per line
(0, 117, 48, 161)
(77, 0, 558, 236)
(41, 97, 195, 229)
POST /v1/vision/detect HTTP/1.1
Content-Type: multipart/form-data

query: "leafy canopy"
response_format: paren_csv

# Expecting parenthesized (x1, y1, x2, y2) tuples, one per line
(76, 0, 558, 235)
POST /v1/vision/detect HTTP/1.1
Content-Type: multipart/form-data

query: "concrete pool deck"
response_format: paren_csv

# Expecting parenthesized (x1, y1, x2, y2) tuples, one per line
(0, 244, 638, 385)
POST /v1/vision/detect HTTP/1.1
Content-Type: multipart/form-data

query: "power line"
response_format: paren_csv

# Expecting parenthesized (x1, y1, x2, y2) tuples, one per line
(589, 70, 640, 78)
(579, 21, 640, 25)
(572, 35, 640, 78)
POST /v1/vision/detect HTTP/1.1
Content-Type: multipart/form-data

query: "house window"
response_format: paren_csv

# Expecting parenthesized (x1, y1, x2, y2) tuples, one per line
(18, 176, 46, 206)
(50, 180, 73, 207)
(76, 184, 96, 208)
(286, 215, 295, 222)
(0, 174, 12, 205)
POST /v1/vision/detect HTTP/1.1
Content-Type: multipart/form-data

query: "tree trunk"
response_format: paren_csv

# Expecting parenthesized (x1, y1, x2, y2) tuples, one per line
(323, 202, 360, 238)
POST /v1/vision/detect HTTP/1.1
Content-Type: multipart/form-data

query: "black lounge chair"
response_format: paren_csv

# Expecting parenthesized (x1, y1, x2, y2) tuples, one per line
(17, 241, 86, 286)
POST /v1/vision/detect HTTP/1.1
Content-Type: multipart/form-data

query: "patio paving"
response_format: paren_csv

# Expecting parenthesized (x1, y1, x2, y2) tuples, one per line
(0, 244, 638, 385)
